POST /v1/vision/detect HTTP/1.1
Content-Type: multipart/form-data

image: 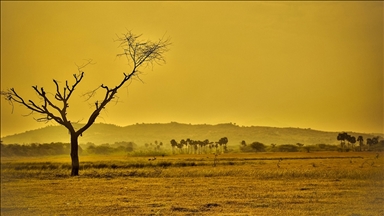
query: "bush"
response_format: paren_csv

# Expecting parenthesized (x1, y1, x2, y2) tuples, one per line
(369, 140, 384, 151)
(316, 144, 339, 151)
(250, 142, 266, 152)
(277, 144, 298, 152)
(239, 142, 266, 152)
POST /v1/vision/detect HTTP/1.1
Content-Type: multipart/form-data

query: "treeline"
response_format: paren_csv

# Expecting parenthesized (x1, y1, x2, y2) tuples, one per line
(82, 141, 136, 155)
(1, 141, 136, 157)
(239, 140, 384, 153)
(169, 137, 229, 154)
(336, 133, 382, 151)
(1, 142, 77, 157)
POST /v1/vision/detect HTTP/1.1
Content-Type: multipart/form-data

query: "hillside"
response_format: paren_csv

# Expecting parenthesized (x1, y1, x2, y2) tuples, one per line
(1, 122, 380, 147)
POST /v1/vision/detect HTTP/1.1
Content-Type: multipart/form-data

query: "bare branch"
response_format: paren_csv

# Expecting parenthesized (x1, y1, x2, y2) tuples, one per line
(82, 86, 101, 102)
(75, 59, 94, 72)
(115, 31, 171, 71)
(2, 31, 170, 139)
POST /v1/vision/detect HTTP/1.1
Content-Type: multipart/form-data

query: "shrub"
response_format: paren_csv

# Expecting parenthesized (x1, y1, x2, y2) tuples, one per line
(239, 141, 266, 152)
(277, 144, 298, 152)
(250, 142, 266, 152)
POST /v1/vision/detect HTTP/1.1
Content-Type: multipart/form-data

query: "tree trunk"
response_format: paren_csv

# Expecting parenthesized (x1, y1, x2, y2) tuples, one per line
(70, 133, 80, 176)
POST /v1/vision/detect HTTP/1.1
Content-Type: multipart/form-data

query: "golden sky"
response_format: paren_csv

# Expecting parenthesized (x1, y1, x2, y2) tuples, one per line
(1, 1, 383, 136)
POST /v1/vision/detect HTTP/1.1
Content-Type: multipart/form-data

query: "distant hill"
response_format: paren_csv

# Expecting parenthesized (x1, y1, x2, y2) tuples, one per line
(1, 122, 381, 147)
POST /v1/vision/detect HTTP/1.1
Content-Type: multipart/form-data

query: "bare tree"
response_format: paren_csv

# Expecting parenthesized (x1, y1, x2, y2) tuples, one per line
(1, 31, 171, 176)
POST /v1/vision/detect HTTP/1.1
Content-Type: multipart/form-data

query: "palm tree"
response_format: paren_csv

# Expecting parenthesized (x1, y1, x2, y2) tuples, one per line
(203, 139, 210, 154)
(348, 136, 356, 151)
(372, 136, 379, 145)
(218, 137, 229, 153)
(345, 134, 352, 149)
(241, 140, 247, 147)
(357, 136, 364, 151)
(337, 133, 346, 149)
(186, 138, 192, 154)
(192, 140, 198, 154)
(180, 139, 187, 154)
(367, 138, 373, 150)
(170, 139, 177, 154)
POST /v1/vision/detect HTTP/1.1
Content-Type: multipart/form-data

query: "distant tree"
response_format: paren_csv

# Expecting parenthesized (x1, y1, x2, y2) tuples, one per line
(1, 31, 171, 176)
(372, 136, 379, 145)
(218, 137, 228, 153)
(277, 144, 298, 152)
(203, 139, 210, 153)
(154, 140, 162, 151)
(170, 139, 177, 154)
(113, 141, 135, 152)
(367, 138, 373, 150)
(357, 136, 364, 151)
(177, 140, 185, 153)
(180, 139, 187, 153)
(240, 140, 247, 147)
(186, 138, 192, 154)
(348, 136, 356, 150)
(337, 132, 348, 150)
(250, 142, 266, 152)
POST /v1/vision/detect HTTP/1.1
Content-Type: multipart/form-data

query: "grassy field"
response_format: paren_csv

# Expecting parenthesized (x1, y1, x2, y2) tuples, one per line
(1, 152, 384, 215)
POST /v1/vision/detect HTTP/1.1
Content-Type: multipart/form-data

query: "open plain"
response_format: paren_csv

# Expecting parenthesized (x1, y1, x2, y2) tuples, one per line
(1, 152, 384, 215)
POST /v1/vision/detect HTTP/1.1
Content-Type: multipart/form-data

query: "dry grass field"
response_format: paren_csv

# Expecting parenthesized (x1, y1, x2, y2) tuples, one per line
(1, 152, 384, 215)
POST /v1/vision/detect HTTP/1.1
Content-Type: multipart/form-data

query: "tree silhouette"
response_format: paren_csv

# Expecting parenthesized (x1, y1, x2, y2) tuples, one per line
(348, 135, 356, 151)
(250, 142, 266, 152)
(1, 31, 170, 176)
(241, 140, 247, 147)
(170, 139, 178, 154)
(218, 137, 228, 153)
(357, 136, 364, 151)
(372, 136, 379, 145)
(337, 132, 348, 150)
(177, 140, 184, 154)
(367, 138, 373, 150)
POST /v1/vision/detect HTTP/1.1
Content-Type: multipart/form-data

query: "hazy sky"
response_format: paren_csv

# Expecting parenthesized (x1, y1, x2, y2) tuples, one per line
(1, 1, 383, 137)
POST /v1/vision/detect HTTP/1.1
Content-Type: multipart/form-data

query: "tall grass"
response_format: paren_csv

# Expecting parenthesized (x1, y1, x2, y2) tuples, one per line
(2, 153, 383, 181)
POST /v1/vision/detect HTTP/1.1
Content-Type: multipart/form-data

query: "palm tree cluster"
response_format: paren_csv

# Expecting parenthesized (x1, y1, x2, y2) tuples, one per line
(337, 132, 381, 151)
(367, 137, 380, 148)
(170, 137, 228, 154)
(144, 141, 163, 152)
(337, 132, 357, 150)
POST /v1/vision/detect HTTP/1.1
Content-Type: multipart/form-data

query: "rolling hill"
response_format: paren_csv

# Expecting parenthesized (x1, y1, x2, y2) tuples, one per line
(1, 122, 380, 147)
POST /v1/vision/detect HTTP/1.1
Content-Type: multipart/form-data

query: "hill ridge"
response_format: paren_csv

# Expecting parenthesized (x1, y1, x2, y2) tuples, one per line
(1, 122, 380, 146)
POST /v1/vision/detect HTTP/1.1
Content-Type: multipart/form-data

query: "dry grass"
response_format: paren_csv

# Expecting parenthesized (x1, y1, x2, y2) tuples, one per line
(1, 152, 384, 215)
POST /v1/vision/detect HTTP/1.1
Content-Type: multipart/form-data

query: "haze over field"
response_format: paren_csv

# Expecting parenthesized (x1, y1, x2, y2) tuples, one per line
(1, 2, 383, 137)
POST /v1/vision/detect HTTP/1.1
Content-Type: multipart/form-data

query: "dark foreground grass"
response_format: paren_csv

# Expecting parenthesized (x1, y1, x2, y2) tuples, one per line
(1, 152, 384, 215)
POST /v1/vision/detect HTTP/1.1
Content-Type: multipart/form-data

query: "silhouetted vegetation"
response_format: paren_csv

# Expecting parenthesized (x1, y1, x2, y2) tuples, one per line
(239, 141, 266, 152)
(85, 141, 136, 155)
(1, 31, 171, 176)
(169, 137, 228, 154)
(1, 142, 82, 157)
(1, 141, 136, 157)
(337, 133, 383, 152)
(2, 136, 382, 158)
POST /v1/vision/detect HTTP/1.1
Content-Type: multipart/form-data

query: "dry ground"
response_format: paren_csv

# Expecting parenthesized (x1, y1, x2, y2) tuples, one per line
(1, 152, 384, 215)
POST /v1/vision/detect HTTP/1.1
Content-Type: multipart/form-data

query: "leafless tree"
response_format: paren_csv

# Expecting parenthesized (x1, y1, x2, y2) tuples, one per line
(1, 31, 171, 176)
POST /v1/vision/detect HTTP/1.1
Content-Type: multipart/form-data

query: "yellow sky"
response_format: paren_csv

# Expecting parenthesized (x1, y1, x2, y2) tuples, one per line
(1, 1, 383, 137)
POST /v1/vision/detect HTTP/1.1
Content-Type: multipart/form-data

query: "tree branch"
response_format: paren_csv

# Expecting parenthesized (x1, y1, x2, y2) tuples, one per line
(2, 31, 170, 139)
